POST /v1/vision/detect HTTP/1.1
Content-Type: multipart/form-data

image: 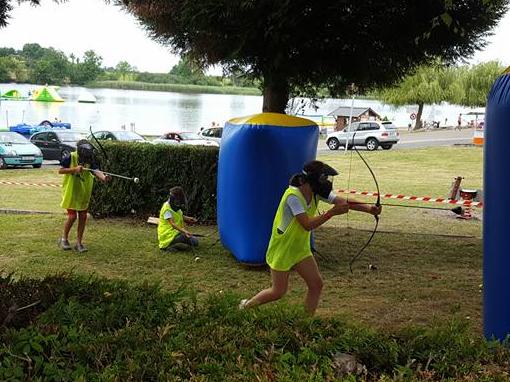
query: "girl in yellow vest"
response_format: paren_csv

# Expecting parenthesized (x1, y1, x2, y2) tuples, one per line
(240, 160, 381, 315)
(58, 140, 109, 253)
(158, 186, 198, 251)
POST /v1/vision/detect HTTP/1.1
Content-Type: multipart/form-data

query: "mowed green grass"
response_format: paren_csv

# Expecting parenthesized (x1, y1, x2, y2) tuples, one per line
(0, 146, 484, 331)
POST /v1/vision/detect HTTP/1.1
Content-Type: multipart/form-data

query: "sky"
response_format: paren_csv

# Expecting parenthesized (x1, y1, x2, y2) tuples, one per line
(1, 0, 509, 73)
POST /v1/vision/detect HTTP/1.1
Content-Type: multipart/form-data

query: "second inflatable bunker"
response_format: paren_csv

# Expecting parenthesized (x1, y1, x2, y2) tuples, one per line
(217, 113, 319, 265)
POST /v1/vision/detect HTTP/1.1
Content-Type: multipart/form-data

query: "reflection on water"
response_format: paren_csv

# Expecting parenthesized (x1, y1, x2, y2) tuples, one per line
(0, 83, 476, 135)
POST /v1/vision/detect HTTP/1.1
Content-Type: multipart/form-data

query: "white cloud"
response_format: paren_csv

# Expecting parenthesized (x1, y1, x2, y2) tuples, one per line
(1, 0, 180, 72)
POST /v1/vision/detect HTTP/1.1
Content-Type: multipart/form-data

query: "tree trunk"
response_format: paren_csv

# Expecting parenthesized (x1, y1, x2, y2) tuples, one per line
(414, 102, 424, 130)
(262, 73, 289, 114)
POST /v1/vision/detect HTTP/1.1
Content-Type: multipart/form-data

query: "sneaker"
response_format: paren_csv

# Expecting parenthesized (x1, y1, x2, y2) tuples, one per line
(74, 243, 88, 253)
(58, 238, 72, 250)
(238, 299, 249, 310)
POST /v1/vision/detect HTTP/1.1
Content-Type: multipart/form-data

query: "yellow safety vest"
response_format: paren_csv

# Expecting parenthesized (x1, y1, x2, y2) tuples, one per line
(266, 187, 317, 271)
(60, 152, 95, 211)
(158, 202, 184, 249)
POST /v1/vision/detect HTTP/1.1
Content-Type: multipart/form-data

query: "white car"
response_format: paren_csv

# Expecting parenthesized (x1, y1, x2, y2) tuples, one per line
(153, 132, 219, 147)
(198, 127, 223, 144)
(326, 121, 400, 151)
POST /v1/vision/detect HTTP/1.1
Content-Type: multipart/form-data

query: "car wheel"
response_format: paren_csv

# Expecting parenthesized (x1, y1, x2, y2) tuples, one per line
(327, 138, 340, 150)
(33, 164, 42, 168)
(381, 144, 393, 150)
(0, 157, 7, 169)
(61, 149, 70, 163)
(366, 138, 379, 151)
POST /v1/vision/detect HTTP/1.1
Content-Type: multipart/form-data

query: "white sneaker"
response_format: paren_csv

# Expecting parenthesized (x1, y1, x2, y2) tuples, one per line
(238, 299, 249, 310)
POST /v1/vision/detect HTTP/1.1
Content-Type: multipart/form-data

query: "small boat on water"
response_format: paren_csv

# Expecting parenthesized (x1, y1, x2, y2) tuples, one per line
(9, 120, 72, 138)
(77, 91, 97, 103)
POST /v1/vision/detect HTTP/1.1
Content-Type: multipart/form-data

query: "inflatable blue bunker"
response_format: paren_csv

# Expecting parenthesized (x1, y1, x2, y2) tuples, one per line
(217, 113, 319, 265)
(484, 67, 510, 341)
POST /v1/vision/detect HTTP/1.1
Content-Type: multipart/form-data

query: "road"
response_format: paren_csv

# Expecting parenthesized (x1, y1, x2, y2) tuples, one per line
(41, 128, 477, 166)
(318, 128, 475, 153)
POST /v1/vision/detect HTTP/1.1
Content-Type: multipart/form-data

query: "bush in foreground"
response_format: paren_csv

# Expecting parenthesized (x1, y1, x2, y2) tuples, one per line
(1, 274, 509, 381)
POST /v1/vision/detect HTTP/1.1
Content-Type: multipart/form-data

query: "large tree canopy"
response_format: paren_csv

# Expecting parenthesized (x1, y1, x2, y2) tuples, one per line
(118, 0, 508, 112)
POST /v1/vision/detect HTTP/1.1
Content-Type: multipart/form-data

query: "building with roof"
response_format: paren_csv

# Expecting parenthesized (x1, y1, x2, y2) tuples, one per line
(328, 106, 381, 131)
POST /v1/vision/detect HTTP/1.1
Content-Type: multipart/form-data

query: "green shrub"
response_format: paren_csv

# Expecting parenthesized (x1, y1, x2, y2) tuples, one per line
(89, 142, 219, 221)
(2, 273, 510, 381)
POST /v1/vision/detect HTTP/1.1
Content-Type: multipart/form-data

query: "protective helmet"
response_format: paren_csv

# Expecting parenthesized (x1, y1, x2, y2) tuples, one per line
(168, 186, 188, 212)
(76, 139, 96, 166)
(302, 160, 339, 199)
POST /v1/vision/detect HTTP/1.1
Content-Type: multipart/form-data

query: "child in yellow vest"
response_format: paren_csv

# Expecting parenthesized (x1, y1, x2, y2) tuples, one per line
(158, 186, 198, 251)
(240, 160, 381, 315)
(58, 140, 109, 253)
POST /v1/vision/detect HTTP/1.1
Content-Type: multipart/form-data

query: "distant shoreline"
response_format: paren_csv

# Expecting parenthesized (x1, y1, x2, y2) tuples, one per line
(86, 80, 261, 96)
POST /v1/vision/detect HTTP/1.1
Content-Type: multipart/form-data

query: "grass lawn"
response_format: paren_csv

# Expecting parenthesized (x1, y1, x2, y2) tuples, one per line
(0, 146, 484, 332)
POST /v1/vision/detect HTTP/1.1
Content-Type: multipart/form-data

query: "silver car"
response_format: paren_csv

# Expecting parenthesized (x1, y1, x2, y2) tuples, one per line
(198, 127, 223, 144)
(153, 132, 219, 147)
(326, 121, 400, 151)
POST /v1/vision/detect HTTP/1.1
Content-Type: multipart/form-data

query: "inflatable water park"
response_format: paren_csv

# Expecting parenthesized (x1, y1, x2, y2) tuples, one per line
(9, 120, 71, 138)
(0, 86, 64, 102)
(0, 89, 29, 101)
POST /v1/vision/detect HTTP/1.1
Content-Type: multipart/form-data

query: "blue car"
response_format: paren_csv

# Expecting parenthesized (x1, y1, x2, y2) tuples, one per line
(0, 131, 44, 169)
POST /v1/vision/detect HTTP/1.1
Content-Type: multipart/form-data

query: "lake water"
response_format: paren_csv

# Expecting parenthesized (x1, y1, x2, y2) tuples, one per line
(0, 83, 481, 136)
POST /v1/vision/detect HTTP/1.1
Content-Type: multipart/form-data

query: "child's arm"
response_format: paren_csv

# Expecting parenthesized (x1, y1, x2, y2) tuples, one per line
(58, 165, 82, 175)
(183, 216, 197, 224)
(167, 217, 193, 238)
(92, 170, 109, 183)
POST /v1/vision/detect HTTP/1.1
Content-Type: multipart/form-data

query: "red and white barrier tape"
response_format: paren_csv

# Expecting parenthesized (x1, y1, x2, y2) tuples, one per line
(0, 181, 61, 188)
(337, 189, 483, 208)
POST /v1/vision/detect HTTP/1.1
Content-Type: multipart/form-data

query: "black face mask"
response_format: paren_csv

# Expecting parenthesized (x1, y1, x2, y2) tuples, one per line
(77, 143, 95, 166)
(308, 174, 333, 199)
(303, 164, 338, 199)
(168, 193, 187, 212)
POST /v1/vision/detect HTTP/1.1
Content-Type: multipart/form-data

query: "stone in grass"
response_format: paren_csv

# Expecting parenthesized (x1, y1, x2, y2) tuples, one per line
(332, 352, 367, 378)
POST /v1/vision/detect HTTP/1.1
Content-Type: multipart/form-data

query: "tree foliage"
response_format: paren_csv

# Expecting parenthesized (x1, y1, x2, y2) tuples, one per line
(377, 60, 505, 129)
(117, 0, 508, 113)
(453, 61, 505, 107)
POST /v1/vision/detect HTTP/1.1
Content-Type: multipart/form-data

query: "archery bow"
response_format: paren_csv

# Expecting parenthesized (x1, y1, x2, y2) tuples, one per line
(89, 126, 109, 168)
(347, 128, 381, 273)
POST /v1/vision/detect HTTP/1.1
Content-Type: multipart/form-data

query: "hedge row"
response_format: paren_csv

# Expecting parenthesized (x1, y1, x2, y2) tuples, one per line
(90, 142, 219, 221)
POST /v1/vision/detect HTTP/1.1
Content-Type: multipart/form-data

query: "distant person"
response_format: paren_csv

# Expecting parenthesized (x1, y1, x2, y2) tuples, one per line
(444, 117, 448, 127)
(456, 114, 462, 131)
(58, 140, 109, 253)
(158, 186, 199, 252)
(408, 123, 412, 131)
(211, 121, 217, 128)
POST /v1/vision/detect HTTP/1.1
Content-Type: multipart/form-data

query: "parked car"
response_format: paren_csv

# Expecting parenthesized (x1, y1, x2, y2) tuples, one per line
(326, 121, 400, 151)
(153, 132, 219, 147)
(0, 131, 44, 169)
(198, 127, 223, 144)
(30, 130, 86, 161)
(87, 130, 149, 143)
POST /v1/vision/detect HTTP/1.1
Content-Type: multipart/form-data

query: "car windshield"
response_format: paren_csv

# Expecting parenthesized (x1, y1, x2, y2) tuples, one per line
(382, 122, 397, 129)
(179, 132, 201, 140)
(56, 132, 87, 142)
(0, 132, 29, 144)
(114, 131, 145, 141)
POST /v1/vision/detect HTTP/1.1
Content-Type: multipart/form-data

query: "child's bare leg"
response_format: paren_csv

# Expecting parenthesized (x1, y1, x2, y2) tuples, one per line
(76, 211, 88, 245)
(63, 211, 77, 240)
(245, 270, 289, 308)
(294, 256, 323, 315)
